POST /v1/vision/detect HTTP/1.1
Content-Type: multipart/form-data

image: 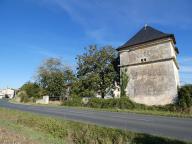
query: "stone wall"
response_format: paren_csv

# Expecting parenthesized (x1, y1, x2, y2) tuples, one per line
(120, 39, 176, 66)
(125, 60, 178, 105)
(36, 96, 49, 104)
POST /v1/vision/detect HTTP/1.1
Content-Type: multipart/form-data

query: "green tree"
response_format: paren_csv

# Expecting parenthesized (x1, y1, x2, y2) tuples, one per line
(177, 84, 192, 109)
(76, 45, 118, 98)
(70, 78, 97, 98)
(36, 58, 75, 100)
(18, 82, 45, 102)
(120, 68, 129, 97)
(20, 81, 44, 99)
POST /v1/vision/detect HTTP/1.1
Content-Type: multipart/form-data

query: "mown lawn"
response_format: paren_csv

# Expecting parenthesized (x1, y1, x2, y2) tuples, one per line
(0, 107, 191, 144)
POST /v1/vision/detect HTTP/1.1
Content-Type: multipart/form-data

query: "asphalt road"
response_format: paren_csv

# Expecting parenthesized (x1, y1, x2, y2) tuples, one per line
(0, 100, 192, 141)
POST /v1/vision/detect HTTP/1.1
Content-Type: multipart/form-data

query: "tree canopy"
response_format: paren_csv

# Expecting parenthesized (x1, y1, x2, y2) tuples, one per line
(76, 45, 118, 98)
(20, 81, 43, 99)
(36, 58, 75, 100)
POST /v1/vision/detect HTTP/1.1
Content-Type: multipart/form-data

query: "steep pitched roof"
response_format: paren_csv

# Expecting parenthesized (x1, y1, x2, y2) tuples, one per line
(117, 26, 176, 50)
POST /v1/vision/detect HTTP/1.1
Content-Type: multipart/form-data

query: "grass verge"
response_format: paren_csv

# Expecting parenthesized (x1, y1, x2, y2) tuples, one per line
(9, 98, 192, 118)
(0, 107, 191, 144)
(0, 121, 65, 144)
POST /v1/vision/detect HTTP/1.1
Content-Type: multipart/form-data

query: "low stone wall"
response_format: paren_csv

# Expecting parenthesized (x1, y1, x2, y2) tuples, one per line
(36, 96, 49, 104)
(129, 95, 177, 106)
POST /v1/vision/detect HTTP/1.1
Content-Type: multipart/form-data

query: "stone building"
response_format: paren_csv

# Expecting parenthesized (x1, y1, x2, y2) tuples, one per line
(117, 25, 179, 105)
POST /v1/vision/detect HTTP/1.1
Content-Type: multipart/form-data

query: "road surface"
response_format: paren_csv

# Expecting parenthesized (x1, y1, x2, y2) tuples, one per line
(0, 100, 192, 141)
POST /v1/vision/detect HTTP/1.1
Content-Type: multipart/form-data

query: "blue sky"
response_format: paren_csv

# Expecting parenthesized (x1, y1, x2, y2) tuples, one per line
(0, 0, 191, 88)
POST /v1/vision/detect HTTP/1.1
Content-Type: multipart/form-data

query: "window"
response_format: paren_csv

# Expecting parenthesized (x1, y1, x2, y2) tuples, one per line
(141, 58, 147, 62)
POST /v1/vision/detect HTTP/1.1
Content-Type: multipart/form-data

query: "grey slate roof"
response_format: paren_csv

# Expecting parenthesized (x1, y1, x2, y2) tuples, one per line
(117, 26, 176, 50)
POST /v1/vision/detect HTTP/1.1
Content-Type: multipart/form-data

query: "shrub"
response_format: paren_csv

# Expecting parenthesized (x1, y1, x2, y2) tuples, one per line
(86, 97, 136, 109)
(63, 85, 192, 114)
(85, 98, 103, 108)
(177, 84, 192, 109)
(120, 68, 129, 97)
(118, 97, 135, 109)
(62, 96, 82, 107)
(17, 91, 30, 103)
(20, 82, 44, 99)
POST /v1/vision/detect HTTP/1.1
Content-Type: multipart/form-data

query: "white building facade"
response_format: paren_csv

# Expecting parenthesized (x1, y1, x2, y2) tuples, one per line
(0, 88, 15, 99)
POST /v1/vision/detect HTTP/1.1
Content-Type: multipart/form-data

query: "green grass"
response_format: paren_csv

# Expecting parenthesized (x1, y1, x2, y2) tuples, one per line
(0, 120, 65, 144)
(0, 107, 191, 144)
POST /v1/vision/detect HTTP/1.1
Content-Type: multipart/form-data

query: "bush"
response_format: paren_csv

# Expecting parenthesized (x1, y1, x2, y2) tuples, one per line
(177, 84, 192, 109)
(20, 95, 30, 103)
(85, 97, 102, 108)
(62, 96, 82, 107)
(20, 82, 44, 99)
(62, 97, 137, 110)
(63, 85, 192, 114)
(17, 91, 30, 103)
(86, 97, 136, 109)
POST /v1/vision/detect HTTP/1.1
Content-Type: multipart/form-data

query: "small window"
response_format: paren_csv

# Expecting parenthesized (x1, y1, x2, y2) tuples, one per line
(141, 59, 143, 62)
(144, 58, 146, 62)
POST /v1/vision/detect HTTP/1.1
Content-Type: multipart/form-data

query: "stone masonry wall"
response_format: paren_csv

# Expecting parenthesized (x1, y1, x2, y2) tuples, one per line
(120, 40, 176, 66)
(125, 60, 178, 105)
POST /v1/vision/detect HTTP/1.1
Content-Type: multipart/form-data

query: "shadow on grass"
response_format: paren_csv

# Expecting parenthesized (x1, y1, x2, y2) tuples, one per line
(133, 134, 188, 144)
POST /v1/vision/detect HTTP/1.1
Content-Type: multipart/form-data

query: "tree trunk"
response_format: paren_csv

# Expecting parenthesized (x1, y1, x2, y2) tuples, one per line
(101, 92, 105, 99)
(100, 71, 105, 99)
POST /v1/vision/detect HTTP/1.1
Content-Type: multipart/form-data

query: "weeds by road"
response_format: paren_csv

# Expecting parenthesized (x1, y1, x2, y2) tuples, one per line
(0, 107, 191, 144)
(0, 127, 38, 144)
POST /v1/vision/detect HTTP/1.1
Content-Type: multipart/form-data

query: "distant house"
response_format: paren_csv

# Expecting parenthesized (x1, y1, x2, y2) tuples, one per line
(117, 25, 179, 105)
(0, 92, 4, 99)
(0, 88, 15, 99)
